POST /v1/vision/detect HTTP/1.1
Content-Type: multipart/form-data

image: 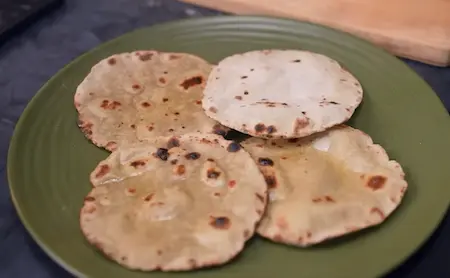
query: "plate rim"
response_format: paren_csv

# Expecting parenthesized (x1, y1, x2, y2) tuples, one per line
(7, 15, 450, 278)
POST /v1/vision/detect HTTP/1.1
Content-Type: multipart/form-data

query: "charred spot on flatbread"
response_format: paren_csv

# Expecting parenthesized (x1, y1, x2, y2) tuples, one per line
(174, 165, 186, 175)
(108, 58, 116, 65)
(85, 196, 96, 202)
(209, 216, 231, 230)
(95, 164, 110, 178)
(227, 142, 241, 152)
(130, 160, 146, 168)
(167, 137, 180, 149)
(207, 168, 221, 179)
(155, 148, 170, 161)
(212, 124, 227, 137)
(267, 125, 277, 134)
(263, 175, 277, 189)
(367, 175, 387, 190)
(254, 123, 266, 133)
(258, 158, 274, 166)
(139, 52, 153, 61)
(185, 152, 201, 160)
(293, 117, 310, 134)
(180, 76, 203, 90)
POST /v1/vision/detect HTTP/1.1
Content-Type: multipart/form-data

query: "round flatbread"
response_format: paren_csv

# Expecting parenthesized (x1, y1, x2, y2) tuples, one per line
(74, 51, 228, 151)
(202, 49, 363, 139)
(241, 125, 407, 247)
(81, 133, 267, 271)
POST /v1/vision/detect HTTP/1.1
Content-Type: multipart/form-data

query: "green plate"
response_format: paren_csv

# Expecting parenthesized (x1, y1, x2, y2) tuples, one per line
(8, 16, 450, 278)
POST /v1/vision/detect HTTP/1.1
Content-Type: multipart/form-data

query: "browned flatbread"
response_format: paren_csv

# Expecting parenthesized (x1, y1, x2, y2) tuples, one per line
(203, 50, 363, 139)
(74, 51, 227, 151)
(81, 133, 267, 271)
(242, 125, 407, 246)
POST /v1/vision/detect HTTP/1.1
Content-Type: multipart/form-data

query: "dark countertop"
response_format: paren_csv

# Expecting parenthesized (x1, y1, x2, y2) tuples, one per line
(0, 0, 449, 277)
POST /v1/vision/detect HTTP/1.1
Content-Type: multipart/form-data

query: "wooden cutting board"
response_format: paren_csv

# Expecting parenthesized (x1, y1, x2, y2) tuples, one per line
(181, 0, 450, 66)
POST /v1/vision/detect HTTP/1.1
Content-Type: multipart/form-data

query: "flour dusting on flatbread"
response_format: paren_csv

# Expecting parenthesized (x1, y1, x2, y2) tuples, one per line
(203, 50, 363, 139)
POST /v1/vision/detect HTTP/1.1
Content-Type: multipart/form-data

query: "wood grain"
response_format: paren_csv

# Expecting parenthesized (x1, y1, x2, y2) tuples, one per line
(181, 0, 450, 66)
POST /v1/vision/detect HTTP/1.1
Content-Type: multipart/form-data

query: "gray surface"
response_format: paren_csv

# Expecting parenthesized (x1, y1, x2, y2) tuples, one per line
(0, 0, 449, 277)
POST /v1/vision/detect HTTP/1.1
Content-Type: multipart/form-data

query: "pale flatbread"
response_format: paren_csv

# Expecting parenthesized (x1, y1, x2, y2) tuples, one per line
(203, 49, 363, 139)
(74, 51, 228, 151)
(241, 125, 407, 247)
(81, 133, 267, 271)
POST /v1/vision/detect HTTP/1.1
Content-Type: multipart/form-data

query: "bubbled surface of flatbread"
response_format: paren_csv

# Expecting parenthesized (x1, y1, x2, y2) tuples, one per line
(81, 133, 267, 271)
(74, 51, 227, 151)
(242, 125, 407, 247)
(203, 50, 363, 139)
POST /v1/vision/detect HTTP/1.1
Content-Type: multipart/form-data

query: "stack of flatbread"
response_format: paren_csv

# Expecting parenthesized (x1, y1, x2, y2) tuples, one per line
(74, 49, 408, 272)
